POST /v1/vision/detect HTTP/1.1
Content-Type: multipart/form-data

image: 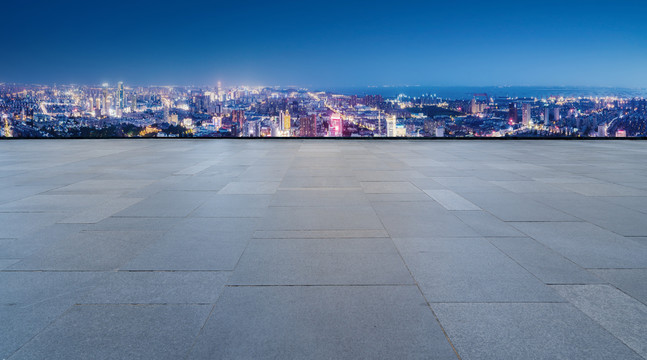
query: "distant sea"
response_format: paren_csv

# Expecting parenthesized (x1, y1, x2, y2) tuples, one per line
(320, 86, 647, 100)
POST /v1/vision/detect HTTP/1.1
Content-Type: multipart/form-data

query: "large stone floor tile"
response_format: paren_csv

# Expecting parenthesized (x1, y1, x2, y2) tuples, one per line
(552, 284, 647, 358)
(10, 304, 212, 360)
(270, 189, 369, 207)
(395, 237, 562, 302)
(590, 269, 647, 305)
(433, 302, 642, 360)
(9, 230, 165, 271)
(81, 271, 230, 304)
(124, 218, 255, 271)
(373, 202, 479, 237)
(188, 286, 457, 360)
(191, 194, 272, 217)
(114, 190, 210, 217)
(489, 237, 603, 284)
(512, 222, 647, 268)
(460, 192, 578, 222)
(229, 238, 413, 285)
(453, 211, 525, 237)
(218, 181, 280, 194)
(259, 206, 384, 231)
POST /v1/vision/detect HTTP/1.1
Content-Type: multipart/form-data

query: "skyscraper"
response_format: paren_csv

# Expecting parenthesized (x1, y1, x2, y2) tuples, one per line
(508, 103, 518, 124)
(522, 103, 531, 126)
(232, 110, 245, 133)
(544, 106, 550, 125)
(329, 113, 342, 137)
(102, 85, 109, 116)
(279, 110, 291, 133)
(300, 114, 317, 137)
(554, 107, 560, 122)
(386, 115, 396, 137)
(117, 82, 125, 109)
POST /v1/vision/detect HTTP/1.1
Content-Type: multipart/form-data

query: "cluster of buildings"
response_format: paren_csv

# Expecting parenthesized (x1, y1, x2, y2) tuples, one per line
(1, 82, 646, 138)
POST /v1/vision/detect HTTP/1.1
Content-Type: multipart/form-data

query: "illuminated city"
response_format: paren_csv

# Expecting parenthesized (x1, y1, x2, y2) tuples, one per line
(2, 83, 646, 138)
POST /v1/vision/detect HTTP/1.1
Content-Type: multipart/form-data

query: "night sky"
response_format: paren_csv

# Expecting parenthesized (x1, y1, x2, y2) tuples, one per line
(2, 0, 646, 87)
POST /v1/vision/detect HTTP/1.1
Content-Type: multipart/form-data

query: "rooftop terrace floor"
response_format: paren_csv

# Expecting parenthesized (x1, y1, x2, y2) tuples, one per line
(1, 139, 647, 359)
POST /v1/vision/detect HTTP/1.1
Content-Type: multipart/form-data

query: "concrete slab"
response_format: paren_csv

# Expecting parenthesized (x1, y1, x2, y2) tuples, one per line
(552, 285, 647, 358)
(10, 304, 212, 360)
(188, 286, 457, 360)
(433, 303, 642, 360)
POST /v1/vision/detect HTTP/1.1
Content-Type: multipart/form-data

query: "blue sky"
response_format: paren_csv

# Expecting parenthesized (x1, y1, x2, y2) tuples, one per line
(2, 0, 646, 87)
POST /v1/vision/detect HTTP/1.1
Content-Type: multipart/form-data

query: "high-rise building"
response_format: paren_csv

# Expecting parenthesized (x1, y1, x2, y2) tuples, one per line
(470, 97, 478, 114)
(386, 115, 396, 137)
(279, 110, 291, 132)
(598, 123, 608, 137)
(544, 106, 550, 125)
(117, 82, 125, 109)
(553, 107, 560, 122)
(435, 126, 445, 137)
(130, 93, 137, 112)
(300, 114, 317, 137)
(522, 103, 531, 126)
(232, 110, 245, 133)
(102, 86, 109, 116)
(508, 103, 518, 124)
(329, 113, 342, 137)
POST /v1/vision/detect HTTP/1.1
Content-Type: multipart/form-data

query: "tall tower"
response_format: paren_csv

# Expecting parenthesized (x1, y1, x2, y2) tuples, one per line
(553, 107, 560, 122)
(117, 82, 125, 109)
(544, 106, 550, 125)
(522, 103, 531, 126)
(279, 110, 291, 133)
(386, 115, 396, 137)
(102, 85, 109, 116)
(508, 103, 517, 124)
(329, 113, 342, 137)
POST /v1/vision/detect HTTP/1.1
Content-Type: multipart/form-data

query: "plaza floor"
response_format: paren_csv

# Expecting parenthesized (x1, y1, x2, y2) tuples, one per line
(1, 139, 647, 359)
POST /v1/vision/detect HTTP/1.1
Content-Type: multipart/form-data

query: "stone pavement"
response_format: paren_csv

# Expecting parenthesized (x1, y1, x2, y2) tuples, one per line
(1, 139, 647, 359)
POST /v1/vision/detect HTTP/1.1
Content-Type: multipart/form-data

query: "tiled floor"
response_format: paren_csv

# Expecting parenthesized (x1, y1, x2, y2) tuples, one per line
(1, 139, 647, 359)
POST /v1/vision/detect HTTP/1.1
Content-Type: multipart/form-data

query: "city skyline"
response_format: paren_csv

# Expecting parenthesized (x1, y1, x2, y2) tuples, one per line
(2, 0, 646, 88)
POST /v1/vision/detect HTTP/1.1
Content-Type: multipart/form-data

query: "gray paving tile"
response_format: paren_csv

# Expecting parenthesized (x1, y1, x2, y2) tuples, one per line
(423, 189, 480, 210)
(280, 176, 360, 189)
(489, 237, 603, 284)
(0, 223, 87, 259)
(360, 181, 422, 194)
(395, 237, 563, 302)
(453, 211, 525, 237)
(81, 271, 230, 304)
(191, 194, 272, 217)
(512, 222, 647, 268)
(590, 269, 647, 306)
(433, 302, 642, 360)
(188, 286, 457, 360)
(552, 285, 647, 358)
(58, 197, 143, 224)
(253, 229, 389, 238)
(218, 181, 280, 194)
(0, 213, 66, 238)
(270, 189, 369, 207)
(0, 194, 113, 213)
(373, 202, 479, 237)
(114, 190, 210, 217)
(259, 206, 384, 231)
(460, 192, 579, 222)
(10, 304, 212, 360)
(229, 238, 413, 285)
(124, 218, 255, 270)
(9, 230, 165, 270)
